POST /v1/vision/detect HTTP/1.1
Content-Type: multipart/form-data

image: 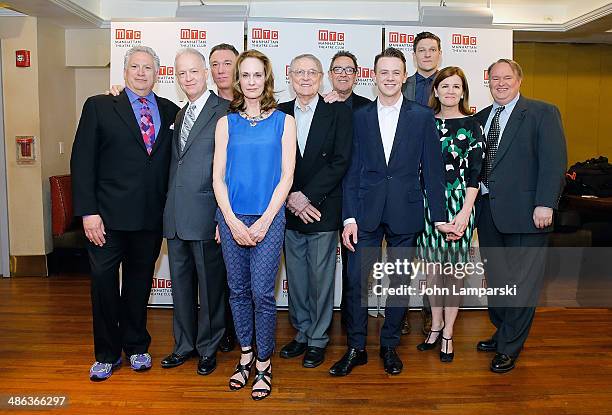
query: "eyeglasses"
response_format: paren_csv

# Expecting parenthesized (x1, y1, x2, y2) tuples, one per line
(331, 66, 357, 75)
(291, 69, 321, 78)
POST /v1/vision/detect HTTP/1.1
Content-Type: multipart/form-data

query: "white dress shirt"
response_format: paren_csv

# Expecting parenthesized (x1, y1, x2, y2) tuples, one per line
(294, 94, 319, 156)
(184, 89, 211, 120)
(377, 95, 403, 164)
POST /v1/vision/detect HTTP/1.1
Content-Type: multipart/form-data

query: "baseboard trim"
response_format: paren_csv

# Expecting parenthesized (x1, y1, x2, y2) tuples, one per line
(9, 255, 48, 277)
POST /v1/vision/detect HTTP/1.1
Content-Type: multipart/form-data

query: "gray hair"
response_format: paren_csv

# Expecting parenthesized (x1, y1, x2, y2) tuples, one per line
(175, 48, 207, 68)
(487, 58, 523, 79)
(290, 53, 323, 73)
(123, 46, 160, 72)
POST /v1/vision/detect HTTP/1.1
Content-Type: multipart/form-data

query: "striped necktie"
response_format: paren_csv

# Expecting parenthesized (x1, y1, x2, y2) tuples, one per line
(483, 106, 505, 187)
(180, 104, 197, 151)
(139, 97, 156, 154)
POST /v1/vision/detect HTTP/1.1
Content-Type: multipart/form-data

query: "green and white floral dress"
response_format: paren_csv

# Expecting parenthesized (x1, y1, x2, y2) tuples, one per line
(417, 116, 485, 263)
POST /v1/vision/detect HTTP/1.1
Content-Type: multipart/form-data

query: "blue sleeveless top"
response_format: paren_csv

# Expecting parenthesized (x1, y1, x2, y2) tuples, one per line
(226, 110, 286, 215)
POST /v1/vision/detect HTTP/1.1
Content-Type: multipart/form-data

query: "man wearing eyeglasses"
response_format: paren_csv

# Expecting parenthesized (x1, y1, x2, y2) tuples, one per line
(327, 50, 371, 111)
(400, 31, 443, 337)
(278, 54, 352, 369)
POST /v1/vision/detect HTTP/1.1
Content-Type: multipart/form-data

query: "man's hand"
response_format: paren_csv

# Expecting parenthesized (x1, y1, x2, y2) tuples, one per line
(323, 90, 340, 104)
(342, 223, 358, 252)
(106, 84, 124, 96)
(286, 191, 310, 216)
(533, 206, 553, 229)
(297, 204, 322, 224)
(83, 214, 106, 247)
(215, 224, 221, 244)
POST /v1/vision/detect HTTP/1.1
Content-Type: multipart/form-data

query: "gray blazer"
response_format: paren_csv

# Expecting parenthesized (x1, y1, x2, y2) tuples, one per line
(163, 91, 229, 241)
(402, 73, 417, 101)
(475, 96, 567, 234)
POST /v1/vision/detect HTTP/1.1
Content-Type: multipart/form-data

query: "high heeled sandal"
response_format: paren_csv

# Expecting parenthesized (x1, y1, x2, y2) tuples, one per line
(416, 325, 444, 351)
(440, 336, 454, 363)
(251, 358, 272, 401)
(229, 347, 255, 391)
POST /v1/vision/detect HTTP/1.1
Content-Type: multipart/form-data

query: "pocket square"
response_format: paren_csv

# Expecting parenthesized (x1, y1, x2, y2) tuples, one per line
(169, 123, 174, 130)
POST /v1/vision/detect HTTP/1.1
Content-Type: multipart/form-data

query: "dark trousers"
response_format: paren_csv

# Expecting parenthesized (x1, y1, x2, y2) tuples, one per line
(167, 237, 227, 358)
(477, 197, 549, 357)
(87, 229, 163, 363)
(217, 209, 285, 360)
(345, 223, 416, 349)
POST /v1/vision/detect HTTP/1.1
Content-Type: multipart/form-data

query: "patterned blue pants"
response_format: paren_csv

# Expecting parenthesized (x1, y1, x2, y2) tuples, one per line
(216, 209, 285, 360)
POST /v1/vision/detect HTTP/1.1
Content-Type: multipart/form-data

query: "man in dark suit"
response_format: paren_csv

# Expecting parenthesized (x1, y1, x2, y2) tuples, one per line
(159, 48, 230, 376)
(278, 54, 352, 368)
(400, 31, 442, 336)
(71, 46, 179, 381)
(326, 50, 371, 110)
(475, 59, 567, 373)
(402, 31, 442, 106)
(329, 48, 449, 377)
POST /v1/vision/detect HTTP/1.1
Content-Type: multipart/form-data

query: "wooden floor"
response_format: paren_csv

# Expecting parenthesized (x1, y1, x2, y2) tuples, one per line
(1, 275, 611, 415)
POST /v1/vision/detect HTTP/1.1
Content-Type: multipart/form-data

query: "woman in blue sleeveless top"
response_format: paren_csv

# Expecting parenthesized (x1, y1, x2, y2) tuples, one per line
(213, 49, 296, 400)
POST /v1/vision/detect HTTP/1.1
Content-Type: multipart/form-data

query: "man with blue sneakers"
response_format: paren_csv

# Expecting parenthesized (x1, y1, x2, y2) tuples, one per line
(72, 46, 179, 381)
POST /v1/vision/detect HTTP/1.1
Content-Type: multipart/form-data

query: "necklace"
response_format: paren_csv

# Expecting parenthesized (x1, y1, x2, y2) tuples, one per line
(239, 110, 268, 127)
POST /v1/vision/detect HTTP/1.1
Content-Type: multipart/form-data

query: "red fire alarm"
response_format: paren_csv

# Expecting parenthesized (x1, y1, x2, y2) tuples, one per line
(16, 50, 30, 67)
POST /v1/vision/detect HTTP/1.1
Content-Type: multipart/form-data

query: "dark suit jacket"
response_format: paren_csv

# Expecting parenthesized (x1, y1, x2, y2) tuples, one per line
(475, 95, 567, 234)
(349, 92, 371, 111)
(402, 73, 417, 101)
(278, 96, 352, 233)
(71, 90, 179, 231)
(163, 92, 229, 241)
(343, 97, 446, 235)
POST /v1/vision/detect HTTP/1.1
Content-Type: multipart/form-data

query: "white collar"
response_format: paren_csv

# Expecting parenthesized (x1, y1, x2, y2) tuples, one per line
(188, 90, 211, 110)
(377, 95, 403, 113)
(295, 94, 319, 112)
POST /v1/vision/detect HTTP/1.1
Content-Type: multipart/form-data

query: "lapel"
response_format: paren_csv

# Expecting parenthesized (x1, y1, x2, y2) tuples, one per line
(301, 96, 332, 170)
(280, 100, 300, 163)
(173, 105, 187, 157)
(492, 96, 528, 169)
(180, 91, 219, 157)
(366, 99, 387, 168)
(150, 93, 170, 156)
(387, 97, 410, 167)
(114, 91, 146, 152)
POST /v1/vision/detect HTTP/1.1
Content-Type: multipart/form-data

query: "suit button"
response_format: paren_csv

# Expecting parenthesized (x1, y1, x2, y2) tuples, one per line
(387, 175, 392, 180)
(322, 152, 327, 157)
(178, 160, 183, 165)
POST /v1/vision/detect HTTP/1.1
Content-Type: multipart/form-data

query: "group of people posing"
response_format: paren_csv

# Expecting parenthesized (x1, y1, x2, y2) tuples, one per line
(71, 31, 567, 401)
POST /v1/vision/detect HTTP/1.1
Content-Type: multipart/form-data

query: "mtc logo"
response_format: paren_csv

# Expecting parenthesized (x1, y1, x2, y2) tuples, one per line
(452, 34, 477, 45)
(180, 29, 206, 40)
(388, 32, 414, 44)
(252, 28, 278, 40)
(319, 30, 344, 42)
(358, 67, 375, 80)
(159, 66, 174, 76)
(484, 69, 489, 80)
(115, 29, 141, 40)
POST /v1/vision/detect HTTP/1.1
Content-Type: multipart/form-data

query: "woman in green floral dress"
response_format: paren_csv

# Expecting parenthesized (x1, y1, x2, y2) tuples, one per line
(416, 67, 485, 362)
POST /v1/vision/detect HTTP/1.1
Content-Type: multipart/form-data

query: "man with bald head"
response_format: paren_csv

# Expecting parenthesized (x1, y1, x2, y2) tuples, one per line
(160, 48, 231, 376)
(278, 53, 352, 368)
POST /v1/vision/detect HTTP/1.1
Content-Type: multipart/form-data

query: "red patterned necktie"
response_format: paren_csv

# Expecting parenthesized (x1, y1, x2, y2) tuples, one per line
(139, 97, 155, 154)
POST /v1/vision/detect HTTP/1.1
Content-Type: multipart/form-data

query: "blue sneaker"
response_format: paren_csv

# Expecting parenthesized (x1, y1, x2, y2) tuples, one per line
(89, 358, 121, 381)
(130, 353, 152, 371)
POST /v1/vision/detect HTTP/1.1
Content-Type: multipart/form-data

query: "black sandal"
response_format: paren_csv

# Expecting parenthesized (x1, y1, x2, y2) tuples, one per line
(251, 358, 272, 401)
(416, 325, 444, 351)
(229, 347, 255, 391)
(440, 336, 454, 363)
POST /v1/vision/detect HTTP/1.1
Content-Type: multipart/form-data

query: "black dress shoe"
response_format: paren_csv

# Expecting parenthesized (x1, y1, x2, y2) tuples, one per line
(490, 353, 515, 373)
(379, 346, 403, 375)
(279, 340, 307, 359)
(161, 352, 191, 368)
(197, 355, 217, 376)
(476, 338, 497, 352)
(303, 346, 325, 368)
(218, 333, 236, 353)
(329, 347, 367, 376)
